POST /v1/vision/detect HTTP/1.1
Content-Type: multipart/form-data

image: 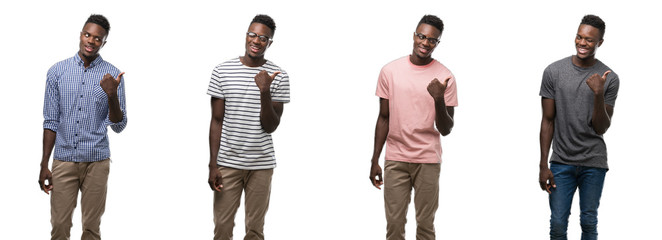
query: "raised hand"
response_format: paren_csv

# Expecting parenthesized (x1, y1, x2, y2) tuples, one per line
(586, 70, 611, 95)
(254, 70, 280, 92)
(427, 77, 450, 99)
(100, 72, 125, 97)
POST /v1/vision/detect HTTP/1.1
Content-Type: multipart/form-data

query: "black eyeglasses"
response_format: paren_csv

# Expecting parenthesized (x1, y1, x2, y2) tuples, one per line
(247, 32, 272, 43)
(414, 32, 440, 45)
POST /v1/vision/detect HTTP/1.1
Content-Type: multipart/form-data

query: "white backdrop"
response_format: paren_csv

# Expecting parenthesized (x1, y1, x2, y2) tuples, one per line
(1, 0, 659, 239)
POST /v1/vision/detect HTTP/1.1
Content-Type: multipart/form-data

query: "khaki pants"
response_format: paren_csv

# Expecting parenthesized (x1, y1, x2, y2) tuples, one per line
(50, 159, 110, 240)
(213, 167, 273, 240)
(384, 160, 440, 240)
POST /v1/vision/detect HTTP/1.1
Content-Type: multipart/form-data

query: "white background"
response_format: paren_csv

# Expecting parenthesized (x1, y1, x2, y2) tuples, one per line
(1, 0, 660, 239)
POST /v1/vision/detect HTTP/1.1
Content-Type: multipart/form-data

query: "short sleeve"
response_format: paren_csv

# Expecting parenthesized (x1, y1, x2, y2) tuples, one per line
(207, 66, 225, 99)
(539, 66, 555, 99)
(444, 73, 458, 107)
(272, 70, 290, 103)
(604, 72, 619, 107)
(376, 66, 390, 99)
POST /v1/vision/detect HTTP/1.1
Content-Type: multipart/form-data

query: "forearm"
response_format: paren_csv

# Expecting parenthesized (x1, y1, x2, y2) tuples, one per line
(433, 97, 453, 136)
(591, 93, 611, 135)
(539, 119, 554, 168)
(41, 129, 56, 168)
(371, 116, 389, 165)
(107, 95, 123, 123)
(209, 119, 222, 169)
(259, 91, 280, 133)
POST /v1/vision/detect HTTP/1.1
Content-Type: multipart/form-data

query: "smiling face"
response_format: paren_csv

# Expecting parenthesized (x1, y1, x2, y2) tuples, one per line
(411, 23, 441, 64)
(244, 22, 273, 60)
(78, 23, 107, 62)
(574, 24, 603, 62)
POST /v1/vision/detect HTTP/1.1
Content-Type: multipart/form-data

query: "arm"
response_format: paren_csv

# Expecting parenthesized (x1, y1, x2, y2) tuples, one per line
(427, 78, 454, 136)
(539, 98, 556, 193)
(39, 129, 56, 194)
(100, 72, 125, 123)
(369, 98, 389, 190)
(254, 70, 284, 133)
(208, 97, 225, 192)
(586, 71, 614, 135)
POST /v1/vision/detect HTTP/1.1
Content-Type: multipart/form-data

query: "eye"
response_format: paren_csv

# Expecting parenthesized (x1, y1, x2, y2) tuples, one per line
(85, 33, 91, 38)
(259, 36, 268, 42)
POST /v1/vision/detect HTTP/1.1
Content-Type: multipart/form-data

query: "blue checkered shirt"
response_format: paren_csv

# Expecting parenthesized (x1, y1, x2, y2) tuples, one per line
(43, 53, 127, 162)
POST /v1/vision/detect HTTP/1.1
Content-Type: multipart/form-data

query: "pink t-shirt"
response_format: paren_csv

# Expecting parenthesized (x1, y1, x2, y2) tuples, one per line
(376, 56, 458, 163)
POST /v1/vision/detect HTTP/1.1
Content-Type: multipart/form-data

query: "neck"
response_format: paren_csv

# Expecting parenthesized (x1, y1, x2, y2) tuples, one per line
(240, 55, 266, 67)
(409, 54, 432, 66)
(78, 52, 98, 68)
(571, 55, 597, 68)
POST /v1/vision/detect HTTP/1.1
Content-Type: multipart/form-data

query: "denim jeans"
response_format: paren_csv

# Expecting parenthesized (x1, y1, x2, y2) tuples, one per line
(549, 162, 607, 240)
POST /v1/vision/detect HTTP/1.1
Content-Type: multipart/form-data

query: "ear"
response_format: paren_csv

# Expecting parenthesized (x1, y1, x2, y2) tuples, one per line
(597, 39, 604, 47)
(267, 40, 273, 48)
(101, 40, 107, 49)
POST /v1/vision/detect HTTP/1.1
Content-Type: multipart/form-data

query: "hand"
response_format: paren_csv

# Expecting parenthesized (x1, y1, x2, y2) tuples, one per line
(585, 70, 610, 95)
(208, 167, 223, 192)
(254, 70, 280, 92)
(539, 167, 555, 194)
(369, 164, 383, 190)
(39, 167, 53, 194)
(100, 72, 125, 98)
(427, 77, 450, 99)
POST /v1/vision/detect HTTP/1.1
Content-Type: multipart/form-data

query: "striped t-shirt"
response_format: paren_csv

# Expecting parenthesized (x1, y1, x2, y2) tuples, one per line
(207, 57, 290, 170)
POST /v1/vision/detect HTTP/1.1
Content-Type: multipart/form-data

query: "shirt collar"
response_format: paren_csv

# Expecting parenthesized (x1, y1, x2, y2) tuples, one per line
(73, 52, 104, 68)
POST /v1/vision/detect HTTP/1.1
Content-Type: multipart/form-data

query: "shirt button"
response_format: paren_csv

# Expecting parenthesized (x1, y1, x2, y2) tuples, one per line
(76, 121, 79, 123)
(79, 108, 82, 111)
(75, 134, 78, 136)
(80, 95, 83, 98)
(82, 82, 85, 85)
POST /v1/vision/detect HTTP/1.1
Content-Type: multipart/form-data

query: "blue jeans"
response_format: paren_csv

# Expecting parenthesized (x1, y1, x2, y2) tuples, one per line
(549, 162, 607, 240)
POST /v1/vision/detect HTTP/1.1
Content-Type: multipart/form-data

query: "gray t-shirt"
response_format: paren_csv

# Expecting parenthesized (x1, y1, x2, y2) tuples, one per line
(539, 56, 620, 169)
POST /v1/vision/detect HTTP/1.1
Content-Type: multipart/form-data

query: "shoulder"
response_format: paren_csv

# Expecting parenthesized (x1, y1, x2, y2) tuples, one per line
(214, 57, 243, 72)
(381, 56, 408, 71)
(596, 60, 619, 80)
(545, 56, 571, 72)
(47, 56, 75, 79)
(263, 60, 286, 73)
(98, 59, 121, 75)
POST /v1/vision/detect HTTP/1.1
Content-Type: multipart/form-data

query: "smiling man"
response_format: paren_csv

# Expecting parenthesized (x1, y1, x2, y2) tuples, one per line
(207, 14, 290, 240)
(39, 14, 127, 240)
(538, 15, 619, 240)
(369, 15, 457, 240)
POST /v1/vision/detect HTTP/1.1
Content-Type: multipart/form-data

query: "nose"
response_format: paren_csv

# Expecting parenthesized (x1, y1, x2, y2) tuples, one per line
(251, 36, 262, 44)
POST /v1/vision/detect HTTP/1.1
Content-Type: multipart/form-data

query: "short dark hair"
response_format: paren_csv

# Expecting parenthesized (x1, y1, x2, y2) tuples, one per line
(85, 14, 110, 35)
(580, 15, 605, 39)
(251, 14, 276, 35)
(418, 15, 444, 34)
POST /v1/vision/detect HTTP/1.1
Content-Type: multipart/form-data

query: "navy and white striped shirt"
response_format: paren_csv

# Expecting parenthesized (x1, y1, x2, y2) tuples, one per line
(208, 57, 290, 170)
(43, 53, 127, 162)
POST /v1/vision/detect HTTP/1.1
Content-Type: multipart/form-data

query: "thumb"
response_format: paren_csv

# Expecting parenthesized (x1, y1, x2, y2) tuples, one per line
(116, 72, 126, 82)
(270, 71, 281, 79)
(443, 77, 451, 85)
(602, 70, 611, 80)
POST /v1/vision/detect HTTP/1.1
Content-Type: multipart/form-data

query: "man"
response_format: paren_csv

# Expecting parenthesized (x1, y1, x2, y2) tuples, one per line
(39, 14, 127, 240)
(539, 15, 619, 240)
(207, 14, 290, 240)
(369, 15, 458, 240)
